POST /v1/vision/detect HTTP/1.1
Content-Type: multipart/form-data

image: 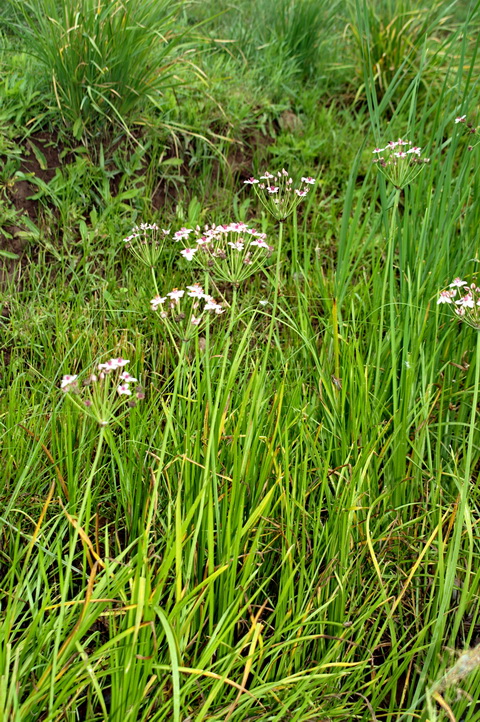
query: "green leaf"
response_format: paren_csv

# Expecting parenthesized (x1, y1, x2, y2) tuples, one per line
(0, 249, 20, 259)
(27, 140, 48, 170)
(72, 117, 84, 140)
(161, 157, 183, 166)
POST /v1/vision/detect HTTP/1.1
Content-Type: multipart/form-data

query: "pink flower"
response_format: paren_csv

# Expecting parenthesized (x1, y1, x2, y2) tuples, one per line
(449, 278, 468, 288)
(250, 238, 269, 248)
(267, 186, 279, 194)
(167, 289, 185, 302)
(120, 371, 138, 383)
(437, 291, 454, 304)
(244, 177, 259, 184)
(301, 176, 315, 184)
(204, 299, 224, 313)
(98, 357, 129, 372)
(61, 374, 78, 390)
(117, 384, 132, 396)
(173, 228, 193, 241)
(191, 316, 201, 325)
(187, 283, 204, 298)
(180, 247, 197, 261)
(455, 115, 467, 123)
(98, 359, 117, 372)
(295, 189, 308, 197)
(228, 240, 244, 251)
(456, 294, 475, 308)
(151, 295, 167, 310)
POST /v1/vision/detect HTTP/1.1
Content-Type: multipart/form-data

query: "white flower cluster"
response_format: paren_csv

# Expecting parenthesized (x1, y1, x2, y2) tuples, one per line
(60, 358, 144, 424)
(244, 169, 315, 220)
(150, 284, 225, 341)
(122, 223, 170, 267)
(438, 278, 480, 329)
(372, 139, 430, 188)
(62, 358, 143, 398)
(172, 222, 273, 284)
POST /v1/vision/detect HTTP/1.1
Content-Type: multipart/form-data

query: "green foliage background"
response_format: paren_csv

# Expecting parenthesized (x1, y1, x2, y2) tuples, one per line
(1, 0, 480, 719)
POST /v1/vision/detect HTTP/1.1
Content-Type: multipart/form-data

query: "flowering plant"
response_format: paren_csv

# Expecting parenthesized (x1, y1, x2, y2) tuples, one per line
(243, 169, 315, 221)
(454, 114, 479, 151)
(173, 222, 273, 284)
(372, 139, 430, 189)
(150, 284, 225, 343)
(123, 222, 170, 268)
(437, 277, 480, 329)
(60, 357, 144, 425)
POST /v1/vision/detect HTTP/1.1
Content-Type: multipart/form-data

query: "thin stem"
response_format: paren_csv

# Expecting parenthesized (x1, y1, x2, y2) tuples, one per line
(293, 205, 298, 273)
(150, 266, 159, 296)
(145, 342, 188, 544)
(332, 297, 341, 385)
(262, 221, 284, 373)
(389, 193, 401, 408)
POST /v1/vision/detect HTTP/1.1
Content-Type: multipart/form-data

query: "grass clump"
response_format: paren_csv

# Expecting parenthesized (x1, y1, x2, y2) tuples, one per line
(9, 0, 187, 139)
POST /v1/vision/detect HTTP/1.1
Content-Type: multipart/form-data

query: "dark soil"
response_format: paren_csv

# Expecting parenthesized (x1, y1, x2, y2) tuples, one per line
(1, 131, 71, 286)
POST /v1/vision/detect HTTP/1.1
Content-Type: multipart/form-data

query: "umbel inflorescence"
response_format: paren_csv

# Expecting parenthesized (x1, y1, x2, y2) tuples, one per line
(372, 139, 430, 189)
(438, 278, 480, 330)
(123, 223, 170, 268)
(244, 169, 315, 221)
(150, 284, 225, 342)
(172, 222, 273, 284)
(61, 357, 144, 425)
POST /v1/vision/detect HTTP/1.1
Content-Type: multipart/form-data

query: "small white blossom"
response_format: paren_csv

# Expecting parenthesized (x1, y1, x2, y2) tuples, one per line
(61, 374, 78, 389)
(151, 295, 167, 310)
(117, 384, 132, 396)
(186, 284, 204, 298)
(180, 247, 197, 261)
(167, 289, 185, 301)
(437, 290, 454, 304)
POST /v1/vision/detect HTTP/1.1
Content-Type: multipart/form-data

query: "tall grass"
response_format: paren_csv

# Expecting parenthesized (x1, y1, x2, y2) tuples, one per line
(1, 0, 480, 719)
(10, 0, 185, 139)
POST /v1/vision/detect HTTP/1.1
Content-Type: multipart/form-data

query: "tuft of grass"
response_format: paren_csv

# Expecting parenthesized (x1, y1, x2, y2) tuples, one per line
(10, 0, 188, 139)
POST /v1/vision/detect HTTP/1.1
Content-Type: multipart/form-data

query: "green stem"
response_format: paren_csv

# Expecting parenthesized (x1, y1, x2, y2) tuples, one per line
(145, 342, 188, 545)
(82, 426, 106, 535)
(332, 297, 341, 385)
(293, 206, 298, 274)
(151, 266, 159, 296)
(262, 221, 284, 373)
(374, 189, 401, 415)
(382, 188, 403, 496)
